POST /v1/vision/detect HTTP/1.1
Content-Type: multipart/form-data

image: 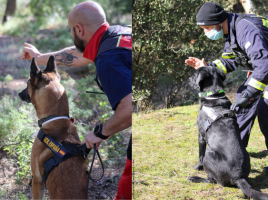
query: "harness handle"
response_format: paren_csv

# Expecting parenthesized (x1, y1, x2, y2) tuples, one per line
(85, 144, 105, 199)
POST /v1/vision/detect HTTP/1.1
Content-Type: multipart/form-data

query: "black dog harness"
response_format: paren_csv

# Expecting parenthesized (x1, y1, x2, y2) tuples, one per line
(201, 105, 236, 131)
(37, 115, 104, 194)
(37, 129, 91, 183)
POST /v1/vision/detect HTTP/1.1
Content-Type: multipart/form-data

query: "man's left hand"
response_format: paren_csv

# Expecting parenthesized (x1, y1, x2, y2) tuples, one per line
(83, 131, 103, 149)
(230, 89, 252, 113)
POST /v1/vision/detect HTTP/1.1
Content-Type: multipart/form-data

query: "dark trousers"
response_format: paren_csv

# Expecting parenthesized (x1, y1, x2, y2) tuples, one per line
(236, 82, 268, 149)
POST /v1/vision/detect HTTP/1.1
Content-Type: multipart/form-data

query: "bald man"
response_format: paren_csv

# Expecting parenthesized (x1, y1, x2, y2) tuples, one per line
(22, 1, 132, 199)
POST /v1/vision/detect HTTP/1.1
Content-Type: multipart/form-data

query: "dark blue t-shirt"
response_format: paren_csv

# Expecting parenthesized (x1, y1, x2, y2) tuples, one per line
(95, 48, 132, 111)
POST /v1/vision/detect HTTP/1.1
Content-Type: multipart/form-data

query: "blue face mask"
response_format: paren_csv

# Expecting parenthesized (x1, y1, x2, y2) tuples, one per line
(205, 25, 223, 40)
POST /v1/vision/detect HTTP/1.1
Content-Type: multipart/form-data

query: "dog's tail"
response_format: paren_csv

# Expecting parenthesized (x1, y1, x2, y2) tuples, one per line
(235, 178, 268, 200)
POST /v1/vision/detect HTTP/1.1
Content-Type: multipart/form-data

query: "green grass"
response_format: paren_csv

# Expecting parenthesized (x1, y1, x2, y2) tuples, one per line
(133, 104, 268, 200)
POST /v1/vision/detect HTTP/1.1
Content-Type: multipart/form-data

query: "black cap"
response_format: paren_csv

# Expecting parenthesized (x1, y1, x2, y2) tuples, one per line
(196, 2, 228, 25)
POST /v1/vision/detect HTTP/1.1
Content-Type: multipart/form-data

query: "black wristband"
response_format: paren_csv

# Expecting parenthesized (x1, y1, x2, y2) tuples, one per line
(94, 124, 108, 140)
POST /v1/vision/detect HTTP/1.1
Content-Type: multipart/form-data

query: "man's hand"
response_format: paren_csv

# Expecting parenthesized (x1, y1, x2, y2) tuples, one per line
(185, 57, 207, 69)
(230, 89, 252, 113)
(83, 131, 103, 149)
(21, 43, 41, 60)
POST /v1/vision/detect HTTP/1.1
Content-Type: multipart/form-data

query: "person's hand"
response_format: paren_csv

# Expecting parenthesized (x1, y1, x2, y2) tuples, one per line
(230, 89, 252, 113)
(21, 43, 41, 60)
(83, 131, 103, 149)
(185, 57, 207, 70)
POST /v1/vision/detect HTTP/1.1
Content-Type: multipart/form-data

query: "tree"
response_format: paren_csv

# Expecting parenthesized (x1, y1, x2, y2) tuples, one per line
(2, 0, 16, 24)
(239, 0, 255, 13)
(132, 0, 238, 109)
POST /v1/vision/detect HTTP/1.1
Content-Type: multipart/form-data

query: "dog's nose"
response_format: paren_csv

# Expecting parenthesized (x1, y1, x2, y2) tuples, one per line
(18, 90, 24, 100)
(19, 88, 31, 103)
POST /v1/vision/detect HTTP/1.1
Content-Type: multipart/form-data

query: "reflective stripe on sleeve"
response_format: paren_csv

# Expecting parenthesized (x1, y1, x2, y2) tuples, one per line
(262, 19, 268, 28)
(263, 91, 268, 99)
(222, 52, 236, 59)
(212, 60, 227, 74)
(248, 78, 267, 91)
(116, 35, 122, 47)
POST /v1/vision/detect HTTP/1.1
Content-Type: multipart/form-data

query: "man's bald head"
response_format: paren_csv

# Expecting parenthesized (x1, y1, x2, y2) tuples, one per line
(68, 1, 106, 34)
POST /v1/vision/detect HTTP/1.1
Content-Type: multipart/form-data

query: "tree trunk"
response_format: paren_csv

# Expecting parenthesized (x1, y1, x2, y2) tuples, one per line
(2, 0, 16, 24)
(239, 0, 256, 13)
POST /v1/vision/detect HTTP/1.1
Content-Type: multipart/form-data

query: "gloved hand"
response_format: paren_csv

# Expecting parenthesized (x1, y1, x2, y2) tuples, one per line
(230, 89, 252, 113)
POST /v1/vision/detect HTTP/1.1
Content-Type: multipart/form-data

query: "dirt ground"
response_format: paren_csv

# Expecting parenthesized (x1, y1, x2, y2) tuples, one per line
(0, 34, 127, 200)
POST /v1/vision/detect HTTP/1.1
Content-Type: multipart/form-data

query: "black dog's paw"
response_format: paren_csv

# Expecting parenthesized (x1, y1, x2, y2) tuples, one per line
(188, 176, 211, 183)
(194, 163, 204, 171)
(188, 176, 201, 183)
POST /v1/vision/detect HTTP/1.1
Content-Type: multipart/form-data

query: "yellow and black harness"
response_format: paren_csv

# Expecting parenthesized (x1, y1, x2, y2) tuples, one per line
(37, 129, 91, 183)
(37, 115, 104, 200)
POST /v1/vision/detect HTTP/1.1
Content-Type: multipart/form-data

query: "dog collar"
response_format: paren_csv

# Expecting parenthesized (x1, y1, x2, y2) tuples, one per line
(38, 115, 72, 128)
(198, 90, 224, 98)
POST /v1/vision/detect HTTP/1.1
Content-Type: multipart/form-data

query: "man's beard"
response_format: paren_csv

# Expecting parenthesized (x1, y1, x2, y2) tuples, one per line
(73, 27, 85, 53)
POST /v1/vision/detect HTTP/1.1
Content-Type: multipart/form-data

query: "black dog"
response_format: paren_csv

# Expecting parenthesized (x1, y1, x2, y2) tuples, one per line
(189, 66, 268, 200)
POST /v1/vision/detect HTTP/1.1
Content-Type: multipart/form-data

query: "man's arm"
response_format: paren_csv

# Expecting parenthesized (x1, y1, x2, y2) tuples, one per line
(102, 93, 132, 136)
(83, 93, 132, 149)
(22, 43, 93, 67)
(185, 42, 238, 73)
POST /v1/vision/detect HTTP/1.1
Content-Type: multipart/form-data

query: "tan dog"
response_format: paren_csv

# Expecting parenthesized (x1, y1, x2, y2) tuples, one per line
(19, 56, 88, 199)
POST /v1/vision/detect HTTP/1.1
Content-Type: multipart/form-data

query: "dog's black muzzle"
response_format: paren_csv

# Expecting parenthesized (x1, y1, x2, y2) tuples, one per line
(19, 88, 31, 103)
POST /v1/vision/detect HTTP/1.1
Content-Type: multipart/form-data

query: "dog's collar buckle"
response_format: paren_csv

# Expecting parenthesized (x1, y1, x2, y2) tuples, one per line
(204, 120, 211, 131)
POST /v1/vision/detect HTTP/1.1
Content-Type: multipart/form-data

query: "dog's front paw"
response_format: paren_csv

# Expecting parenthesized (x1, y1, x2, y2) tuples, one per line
(188, 176, 202, 183)
(188, 176, 196, 182)
(194, 163, 204, 171)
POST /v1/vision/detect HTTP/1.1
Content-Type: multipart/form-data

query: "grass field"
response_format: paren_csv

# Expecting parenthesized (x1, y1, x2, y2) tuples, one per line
(133, 104, 268, 200)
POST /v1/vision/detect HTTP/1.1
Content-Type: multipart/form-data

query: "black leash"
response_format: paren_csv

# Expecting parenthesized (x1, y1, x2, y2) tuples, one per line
(86, 76, 105, 95)
(84, 84, 105, 199)
(85, 144, 105, 199)
(86, 91, 105, 94)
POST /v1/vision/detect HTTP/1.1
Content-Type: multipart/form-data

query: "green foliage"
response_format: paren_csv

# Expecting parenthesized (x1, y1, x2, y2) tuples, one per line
(5, 74, 13, 82)
(36, 28, 74, 51)
(109, 0, 132, 15)
(0, 96, 37, 182)
(72, 75, 108, 110)
(0, 0, 132, 39)
(0, 75, 5, 81)
(132, 0, 237, 108)
(29, 0, 79, 19)
(0, 189, 8, 199)
(17, 191, 28, 200)
(251, 0, 268, 15)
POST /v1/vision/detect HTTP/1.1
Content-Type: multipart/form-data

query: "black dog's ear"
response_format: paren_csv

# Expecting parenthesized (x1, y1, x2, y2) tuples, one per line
(30, 57, 41, 76)
(44, 55, 58, 73)
(196, 68, 209, 89)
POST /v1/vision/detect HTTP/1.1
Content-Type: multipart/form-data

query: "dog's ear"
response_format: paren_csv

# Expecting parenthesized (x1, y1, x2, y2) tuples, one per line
(30, 57, 41, 77)
(44, 55, 58, 73)
(196, 68, 209, 89)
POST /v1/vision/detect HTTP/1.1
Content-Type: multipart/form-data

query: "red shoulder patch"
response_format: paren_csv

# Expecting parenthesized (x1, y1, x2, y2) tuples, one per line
(118, 35, 132, 49)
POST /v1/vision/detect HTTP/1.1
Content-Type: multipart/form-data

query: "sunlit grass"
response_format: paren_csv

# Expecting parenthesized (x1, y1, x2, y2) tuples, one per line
(133, 104, 268, 199)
